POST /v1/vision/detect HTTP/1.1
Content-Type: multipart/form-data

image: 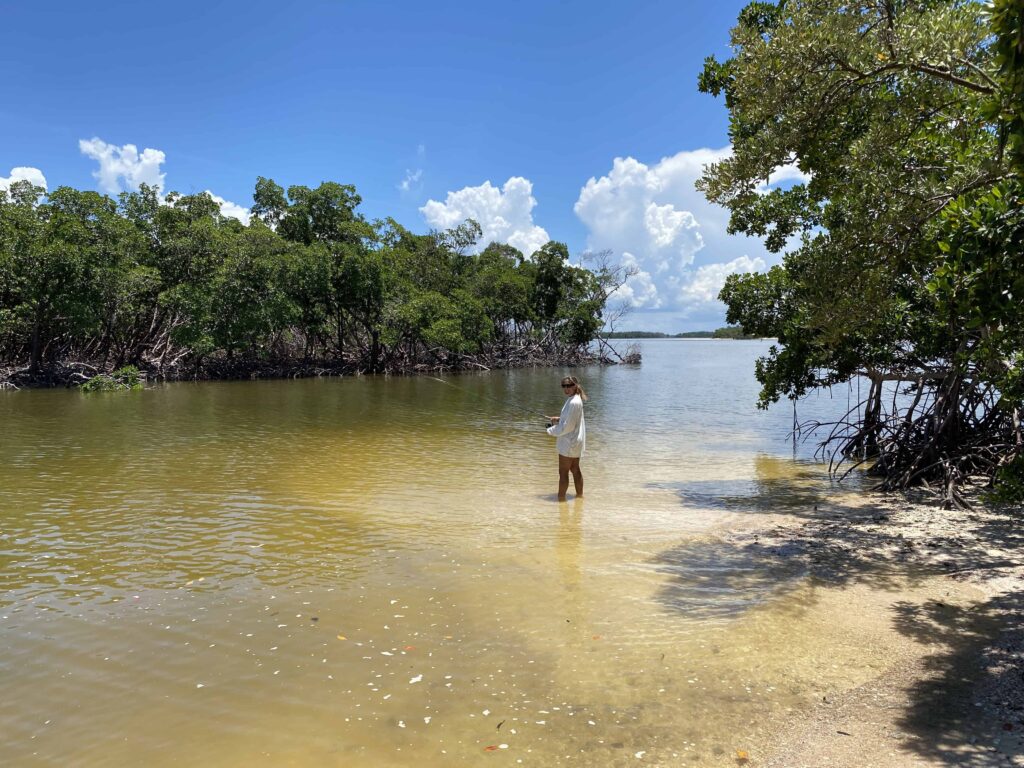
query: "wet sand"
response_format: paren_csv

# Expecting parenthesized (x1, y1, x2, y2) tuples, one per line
(725, 492, 1024, 767)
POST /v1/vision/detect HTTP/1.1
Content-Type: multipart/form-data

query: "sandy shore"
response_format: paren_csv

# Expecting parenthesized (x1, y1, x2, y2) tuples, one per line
(723, 491, 1024, 767)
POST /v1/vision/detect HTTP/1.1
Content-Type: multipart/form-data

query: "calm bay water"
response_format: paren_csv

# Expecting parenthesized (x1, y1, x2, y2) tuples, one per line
(1, 340, 884, 767)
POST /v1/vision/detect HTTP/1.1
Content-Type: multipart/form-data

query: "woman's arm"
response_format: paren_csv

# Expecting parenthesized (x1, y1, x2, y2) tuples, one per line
(546, 400, 580, 436)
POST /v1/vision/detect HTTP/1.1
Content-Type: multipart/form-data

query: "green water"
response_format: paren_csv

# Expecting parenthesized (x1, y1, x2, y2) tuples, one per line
(1, 341, 885, 766)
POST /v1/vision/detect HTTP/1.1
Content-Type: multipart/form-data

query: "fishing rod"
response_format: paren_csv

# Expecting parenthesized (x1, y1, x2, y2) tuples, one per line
(423, 376, 554, 423)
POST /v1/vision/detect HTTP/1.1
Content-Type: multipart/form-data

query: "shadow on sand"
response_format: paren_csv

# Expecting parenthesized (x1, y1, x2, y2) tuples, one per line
(653, 457, 1024, 764)
(890, 589, 1024, 766)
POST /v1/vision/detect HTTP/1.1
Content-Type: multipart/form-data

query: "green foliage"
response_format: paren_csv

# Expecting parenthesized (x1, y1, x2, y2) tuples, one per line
(985, 0, 1024, 171)
(1, 176, 612, 379)
(277, 181, 370, 246)
(703, 0, 1024, 500)
(931, 179, 1024, 398)
(252, 177, 287, 229)
(984, 454, 1024, 504)
(80, 365, 143, 392)
(705, 0, 1014, 404)
(555, 267, 603, 347)
(530, 241, 571, 323)
(209, 226, 299, 357)
(472, 243, 533, 327)
(711, 326, 756, 339)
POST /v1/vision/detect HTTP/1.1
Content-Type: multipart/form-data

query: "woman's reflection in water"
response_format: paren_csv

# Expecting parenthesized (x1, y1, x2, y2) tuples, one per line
(557, 498, 585, 647)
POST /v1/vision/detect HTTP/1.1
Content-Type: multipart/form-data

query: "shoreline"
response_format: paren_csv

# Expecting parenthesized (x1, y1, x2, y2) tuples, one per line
(720, 490, 1024, 766)
(0, 354, 621, 391)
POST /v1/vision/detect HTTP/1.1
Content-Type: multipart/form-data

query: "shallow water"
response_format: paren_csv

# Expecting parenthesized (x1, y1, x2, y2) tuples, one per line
(1, 340, 888, 766)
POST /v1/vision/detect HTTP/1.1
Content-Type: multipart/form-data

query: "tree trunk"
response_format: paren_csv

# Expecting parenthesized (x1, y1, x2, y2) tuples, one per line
(370, 329, 380, 373)
(29, 301, 46, 375)
(864, 373, 884, 457)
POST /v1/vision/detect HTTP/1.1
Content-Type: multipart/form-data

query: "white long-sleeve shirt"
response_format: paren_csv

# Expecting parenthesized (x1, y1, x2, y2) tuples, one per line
(547, 393, 586, 458)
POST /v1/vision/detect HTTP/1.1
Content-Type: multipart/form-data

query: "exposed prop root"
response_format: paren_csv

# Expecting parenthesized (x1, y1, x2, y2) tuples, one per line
(1, 335, 632, 389)
(801, 372, 1023, 508)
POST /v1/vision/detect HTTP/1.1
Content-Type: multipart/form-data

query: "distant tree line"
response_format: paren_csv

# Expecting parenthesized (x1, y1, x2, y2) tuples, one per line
(604, 326, 761, 339)
(0, 178, 629, 386)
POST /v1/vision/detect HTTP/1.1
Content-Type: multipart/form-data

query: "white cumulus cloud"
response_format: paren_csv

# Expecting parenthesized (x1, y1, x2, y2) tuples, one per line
(671, 255, 767, 308)
(206, 191, 251, 225)
(77, 136, 248, 224)
(420, 177, 550, 257)
(609, 252, 661, 309)
(643, 201, 699, 252)
(0, 166, 47, 195)
(575, 154, 721, 275)
(79, 137, 167, 195)
(574, 148, 782, 328)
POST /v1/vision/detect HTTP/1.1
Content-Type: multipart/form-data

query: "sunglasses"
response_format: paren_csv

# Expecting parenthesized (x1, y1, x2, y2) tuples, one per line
(561, 384, 575, 389)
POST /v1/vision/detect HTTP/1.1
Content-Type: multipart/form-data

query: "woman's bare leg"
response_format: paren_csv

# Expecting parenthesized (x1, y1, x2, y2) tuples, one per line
(570, 458, 583, 497)
(557, 455, 573, 501)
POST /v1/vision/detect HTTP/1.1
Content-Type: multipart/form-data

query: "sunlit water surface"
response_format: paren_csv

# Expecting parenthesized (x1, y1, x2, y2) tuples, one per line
(2, 341, 887, 766)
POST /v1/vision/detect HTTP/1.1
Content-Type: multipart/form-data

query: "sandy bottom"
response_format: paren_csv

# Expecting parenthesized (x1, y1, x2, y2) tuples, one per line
(728, 491, 1024, 767)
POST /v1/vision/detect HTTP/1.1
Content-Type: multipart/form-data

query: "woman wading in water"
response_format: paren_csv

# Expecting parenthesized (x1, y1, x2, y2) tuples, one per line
(546, 376, 586, 501)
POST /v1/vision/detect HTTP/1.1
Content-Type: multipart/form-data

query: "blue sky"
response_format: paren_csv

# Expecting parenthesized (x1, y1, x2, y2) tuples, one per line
(1, 0, 794, 331)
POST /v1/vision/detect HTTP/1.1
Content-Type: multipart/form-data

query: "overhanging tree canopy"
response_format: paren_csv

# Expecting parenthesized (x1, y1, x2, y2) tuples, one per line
(699, 0, 1024, 505)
